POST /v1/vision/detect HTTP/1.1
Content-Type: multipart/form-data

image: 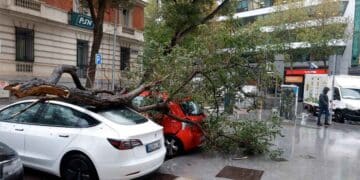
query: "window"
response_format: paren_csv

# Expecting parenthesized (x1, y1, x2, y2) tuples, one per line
(0, 103, 41, 123)
(132, 95, 163, 107)
(260, 0, 273, 8)
(340, 88, 360, 100)
(181, 101, 203, 116)
(77, 40, 89, 78)
(334, 87, 341, 100)
(99, 107, 148, 125)
(237, 0, 248, 12)
(16, 27, 34, 62)
(38, 104, 99, 127)
(121, 9, 130, 27)
(120, 47, 130, 71)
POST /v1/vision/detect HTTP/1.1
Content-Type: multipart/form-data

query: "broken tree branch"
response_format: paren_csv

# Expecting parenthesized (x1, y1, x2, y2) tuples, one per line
(48, 65, 86, 90)
(165, 0, 230, 54)
(4, 65, 166, 110)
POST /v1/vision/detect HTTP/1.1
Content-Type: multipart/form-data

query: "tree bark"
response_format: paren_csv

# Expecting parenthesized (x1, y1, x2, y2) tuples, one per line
(85, 0, 107, 88)
(5, 65, 163, 110)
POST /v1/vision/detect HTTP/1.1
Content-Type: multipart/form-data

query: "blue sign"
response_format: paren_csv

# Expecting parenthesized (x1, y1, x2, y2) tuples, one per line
(96, 53, 102, 65)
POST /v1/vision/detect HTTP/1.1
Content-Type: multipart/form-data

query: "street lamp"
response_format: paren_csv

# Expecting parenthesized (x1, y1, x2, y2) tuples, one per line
(329, 54, 337, 123)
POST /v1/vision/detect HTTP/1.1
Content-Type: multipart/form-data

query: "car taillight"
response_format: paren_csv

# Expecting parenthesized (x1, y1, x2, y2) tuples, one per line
(107, 138, 143, 150)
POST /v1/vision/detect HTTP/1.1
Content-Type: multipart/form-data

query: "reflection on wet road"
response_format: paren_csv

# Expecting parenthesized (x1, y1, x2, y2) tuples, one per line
(160, 119, 360, 180)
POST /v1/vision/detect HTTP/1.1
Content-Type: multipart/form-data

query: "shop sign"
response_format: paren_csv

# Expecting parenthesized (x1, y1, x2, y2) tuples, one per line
(69, 12, 94, 30)
(285, 69, 328, 75)
(285, 76, 304, 83)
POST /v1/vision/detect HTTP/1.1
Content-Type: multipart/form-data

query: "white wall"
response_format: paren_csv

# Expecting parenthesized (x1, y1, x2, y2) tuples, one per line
(0, 4, 143, 86)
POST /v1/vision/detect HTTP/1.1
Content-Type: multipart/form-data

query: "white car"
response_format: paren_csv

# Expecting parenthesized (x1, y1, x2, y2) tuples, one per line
(0, 100, 166, 180)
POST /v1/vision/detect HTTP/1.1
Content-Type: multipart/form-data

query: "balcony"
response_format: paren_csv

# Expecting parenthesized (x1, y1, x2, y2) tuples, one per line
(122, 27, 135, 35)
(15, 0, 41, 11)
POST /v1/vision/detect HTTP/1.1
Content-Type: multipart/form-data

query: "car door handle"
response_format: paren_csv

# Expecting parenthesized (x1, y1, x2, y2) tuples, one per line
(59, 135, 69, 138)
(15, 128, 24, 131)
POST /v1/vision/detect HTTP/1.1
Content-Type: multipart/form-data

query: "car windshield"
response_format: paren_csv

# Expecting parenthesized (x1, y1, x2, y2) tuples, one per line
(181, 101, 203, 115)
(341, 88, 360, 100)
(98, 107, 148, 125)
(132, 96, 145, 107)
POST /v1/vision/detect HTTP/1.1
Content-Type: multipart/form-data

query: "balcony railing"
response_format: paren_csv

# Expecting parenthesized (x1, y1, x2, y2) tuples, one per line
(122, 27, 135, 35)
(15, 0, 41, 11)
(16, 62, 33, 73)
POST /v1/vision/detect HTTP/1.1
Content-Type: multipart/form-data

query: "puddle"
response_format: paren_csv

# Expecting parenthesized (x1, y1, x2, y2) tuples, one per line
(300, 154, 316, 159)
(216, 166, 264, 180)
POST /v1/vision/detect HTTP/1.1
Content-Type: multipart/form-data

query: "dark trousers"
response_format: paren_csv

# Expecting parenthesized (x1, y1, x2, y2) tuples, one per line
(318, 106, 329, 124)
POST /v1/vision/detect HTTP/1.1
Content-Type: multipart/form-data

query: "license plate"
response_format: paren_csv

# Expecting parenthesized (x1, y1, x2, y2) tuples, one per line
(146, 140, 161, 153)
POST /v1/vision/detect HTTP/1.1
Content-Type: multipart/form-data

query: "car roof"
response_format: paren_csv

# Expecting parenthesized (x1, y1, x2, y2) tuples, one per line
(3, 99, 89, 113)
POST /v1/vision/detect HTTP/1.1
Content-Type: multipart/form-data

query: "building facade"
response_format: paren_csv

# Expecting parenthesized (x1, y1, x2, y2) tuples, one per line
(228, 0, 356, 76)
(0, 0, 145, 90)
(349, 0, 360, 75)
(219, 0, 356, 100)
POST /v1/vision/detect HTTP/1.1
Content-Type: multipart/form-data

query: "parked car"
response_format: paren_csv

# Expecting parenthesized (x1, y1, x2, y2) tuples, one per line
(234, 85, 258, 110)
(132, 91, 206, 157)
(0, 100, 166, 180)
(0, 141, 23, 180)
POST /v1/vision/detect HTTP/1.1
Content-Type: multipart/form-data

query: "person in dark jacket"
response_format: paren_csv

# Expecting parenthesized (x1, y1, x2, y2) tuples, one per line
(318, 87, 330, 126)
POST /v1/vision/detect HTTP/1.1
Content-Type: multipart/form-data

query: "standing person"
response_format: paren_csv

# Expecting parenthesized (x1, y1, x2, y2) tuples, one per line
(318, 87, 330, 126)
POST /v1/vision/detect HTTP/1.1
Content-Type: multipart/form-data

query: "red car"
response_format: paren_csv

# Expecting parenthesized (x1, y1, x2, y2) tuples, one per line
(133, 91, 206, 157)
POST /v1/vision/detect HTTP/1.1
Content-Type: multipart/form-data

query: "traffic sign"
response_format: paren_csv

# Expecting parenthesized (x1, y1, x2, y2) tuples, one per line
(96, 53, 102, 65)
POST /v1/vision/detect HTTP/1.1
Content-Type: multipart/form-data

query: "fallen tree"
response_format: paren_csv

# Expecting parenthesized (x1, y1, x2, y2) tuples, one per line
(4, 65, 283, 157)
(5, 65, 166, 110)
(4, 65, 214, 147)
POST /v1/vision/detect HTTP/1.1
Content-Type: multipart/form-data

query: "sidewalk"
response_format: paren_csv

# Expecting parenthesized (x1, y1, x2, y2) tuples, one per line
(159, 119, 360, 180)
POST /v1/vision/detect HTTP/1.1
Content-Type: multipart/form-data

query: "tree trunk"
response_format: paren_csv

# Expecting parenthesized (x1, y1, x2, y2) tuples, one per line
(85, 0, 107, 88)
(86, 26, 103, 88)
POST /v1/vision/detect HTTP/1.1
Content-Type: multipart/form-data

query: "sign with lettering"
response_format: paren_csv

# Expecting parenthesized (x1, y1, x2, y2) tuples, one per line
(285, 69, 328, 75)
(69, 12, 94, 30)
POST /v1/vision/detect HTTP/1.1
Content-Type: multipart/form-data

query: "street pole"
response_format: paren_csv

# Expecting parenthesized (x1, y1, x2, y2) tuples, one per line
(330, 54, 337, 123)
(111, 7, 118, 91)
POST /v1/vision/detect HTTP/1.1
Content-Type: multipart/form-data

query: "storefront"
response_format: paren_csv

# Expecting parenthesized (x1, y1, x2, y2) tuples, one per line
(284, 69, 328, 101)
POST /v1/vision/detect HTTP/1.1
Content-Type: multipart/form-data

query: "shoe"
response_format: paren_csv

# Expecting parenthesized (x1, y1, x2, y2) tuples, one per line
(317, 123, 323, 126)
(324, 122, 330, 126)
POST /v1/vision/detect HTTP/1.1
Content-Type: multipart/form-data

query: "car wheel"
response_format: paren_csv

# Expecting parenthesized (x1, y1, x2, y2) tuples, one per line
(334, 110, 345, 123)
(312, 107, 317, 116)
(165, 135, 183, 158)
(61, 154, 98, 180)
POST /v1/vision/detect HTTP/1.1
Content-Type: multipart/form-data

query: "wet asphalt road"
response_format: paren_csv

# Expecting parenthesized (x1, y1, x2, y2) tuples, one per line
(24, 168, 59, 180)
(23, 114, 360, 180)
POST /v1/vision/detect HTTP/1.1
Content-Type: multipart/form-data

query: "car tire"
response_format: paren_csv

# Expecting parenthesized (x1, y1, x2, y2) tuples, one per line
(61, 153, 99, 180)
(334, 110, 345, 123)
(312, 107, 317, 116)
(165, 135, 183, 158)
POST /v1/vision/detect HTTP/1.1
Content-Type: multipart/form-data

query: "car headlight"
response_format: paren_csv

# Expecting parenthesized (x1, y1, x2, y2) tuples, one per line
(2, 157, 22, 178)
